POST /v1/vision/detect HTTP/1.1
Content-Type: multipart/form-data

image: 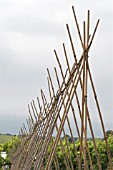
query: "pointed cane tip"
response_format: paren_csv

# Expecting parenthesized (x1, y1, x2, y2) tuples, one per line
(72, 5, 75, 10)
(66, 23, 68, 28)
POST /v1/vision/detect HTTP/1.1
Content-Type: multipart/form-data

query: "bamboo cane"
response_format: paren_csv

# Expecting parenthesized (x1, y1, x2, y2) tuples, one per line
(87, 62, 113, 170)
(35, 61, 84, 169)
(45, 59, 84, 169)
(66, 18, 102, 170)
(72, 6, 84, 49)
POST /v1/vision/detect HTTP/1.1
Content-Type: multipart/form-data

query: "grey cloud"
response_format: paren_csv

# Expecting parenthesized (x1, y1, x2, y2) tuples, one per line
(0, 114, 27, 134)
(2, 15, 63, 36)
(0, 0, 113, 134)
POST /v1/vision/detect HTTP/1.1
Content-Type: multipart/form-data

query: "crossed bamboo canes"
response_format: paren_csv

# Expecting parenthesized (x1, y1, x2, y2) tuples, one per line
(10, 6, 113, 170)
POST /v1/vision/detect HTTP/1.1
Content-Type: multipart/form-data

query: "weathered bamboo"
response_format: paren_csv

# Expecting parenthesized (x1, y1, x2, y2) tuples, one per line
(45, 60, 84, 169)
(33, 97, 60, 168)
(72, 6, 84, 49)
(10, 6, 112, 170)
(54, 50, 90, 167)
(42, 87, 73, 170)
(35, 58, 84, 169)
(24, 96, 54, 169)
(87, 19, 100, 51)
(11, 52, 84, 170)
(66, 16, 102, 170)
(63, 42, 93, 170)
(23, 105, 42, 169)
(22, 99, 45, 169)
(41, 69, 73, 169)
(66, 24, 77, 62)
(40, 90, 61, 169)
(83, 21, 87, 170)
(87, 62, 113, 170)
(79, 38, 85, 170)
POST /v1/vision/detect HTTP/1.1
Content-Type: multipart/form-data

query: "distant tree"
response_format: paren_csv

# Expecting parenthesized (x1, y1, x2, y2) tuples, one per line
(106, 130, 113, 138)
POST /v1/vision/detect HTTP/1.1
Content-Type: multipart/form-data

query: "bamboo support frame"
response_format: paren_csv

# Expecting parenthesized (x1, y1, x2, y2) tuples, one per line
(10, 6, 112, 170)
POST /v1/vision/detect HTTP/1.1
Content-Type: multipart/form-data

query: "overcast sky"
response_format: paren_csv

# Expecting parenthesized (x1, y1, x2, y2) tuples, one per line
(0, 0, 113, 135)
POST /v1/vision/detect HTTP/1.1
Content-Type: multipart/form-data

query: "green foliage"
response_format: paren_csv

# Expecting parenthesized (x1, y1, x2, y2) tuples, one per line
(49, 135, 113, 170)
(0, 136, 19, 169)
(0, 134, 13, 144)
(0, 133, 113, 169)
(0, 155, 4, 168)
(108, 135, 113, 157)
